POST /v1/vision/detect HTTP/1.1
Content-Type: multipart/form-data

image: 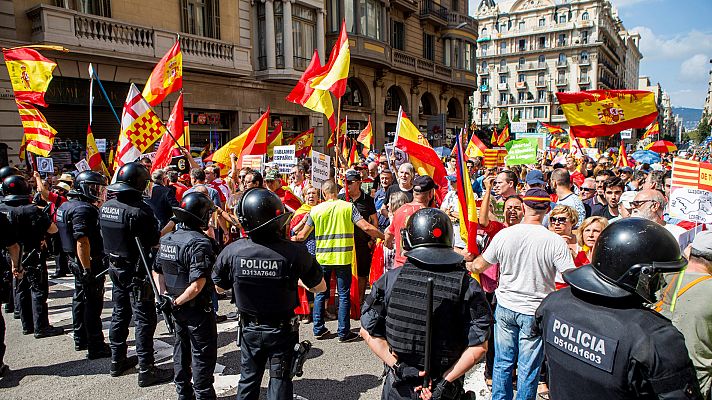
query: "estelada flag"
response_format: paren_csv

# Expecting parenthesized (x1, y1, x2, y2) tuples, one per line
(617, 141, 630, 168)
(208, 108, 269, 172)
(86, 125, 109, 176)
(142, 41, 182, 106)
(454, 130, 479, 257)
(310, 21, 350, 98)
(152, 93, 184, 173)
(556, 90, 658, 138)
(16, 100, 57, 157)
(267, 122, 283, 156)
(121, 83, 167, 153)
(642, 121, 659, 139)
(357, 116, 373, 157)
(286, 50, 337, 131)
(3, 47, 57, 107)
(394, 107, 448, 201)
(290, 128, 314, 158)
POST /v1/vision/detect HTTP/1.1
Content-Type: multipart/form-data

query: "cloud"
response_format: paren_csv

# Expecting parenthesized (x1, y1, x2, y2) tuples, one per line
(610, 0, 653, 8)
(667, 88, 708, 108)
(632, 26, 712, 61)
(678, 54, 711, 83)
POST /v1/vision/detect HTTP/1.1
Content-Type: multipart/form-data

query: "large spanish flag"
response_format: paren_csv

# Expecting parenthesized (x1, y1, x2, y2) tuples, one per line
(16, 100, 57, 157)
(310, 21, 350, 98)
(394, 108, 448, 200)
(465, 132, 488, 159)
(3, 47, 57, 107)
(267, 122, 283, 156)
(142, 41, 182, 106)
(556, 90, 658, 138)
(286, 50, 337, 131)
(86, 125, 109, 176)
(290, 128, 314, 157)
(454, 130, 479, 257)
(208, 108, 269, 172)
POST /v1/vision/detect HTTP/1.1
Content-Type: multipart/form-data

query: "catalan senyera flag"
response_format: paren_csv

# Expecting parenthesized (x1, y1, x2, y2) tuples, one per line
(642, 121, 660, 139)
(142, 41, 182, 106)
(357, 116, 373, 157)
(465, 132, 488, 159)
(310, 21, 350, 98)
(3, 48, 57, 107)
(394, 107, 448, 201)
(120, 83, 167, 153)
(286, 50, 337, 131)
(617, 141, 630, 168)
(16, 101, 57, 157)
(454, 130, 480, 257)
(208, 108, 269, 173)
(267, 122, 283, 157)
(556, 90, 658, 138)
(671, 158, 701, 189)
(290, 128, 314, 158)
(86, 125, 109, 176)
(152, 93, 184, 173)
(498, 125, 510, 146)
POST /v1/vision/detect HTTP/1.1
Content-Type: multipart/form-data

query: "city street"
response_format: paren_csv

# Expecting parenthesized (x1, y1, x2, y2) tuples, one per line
(1, 269, 490, 400)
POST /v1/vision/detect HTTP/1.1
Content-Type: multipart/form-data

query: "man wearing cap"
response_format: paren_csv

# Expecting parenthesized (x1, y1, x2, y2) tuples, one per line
(34, 171, 73, 278)
(550, 169, 586, 228)
(385, 175, 438, 268)
(468, 188, 576, 400)
(339, 169, 378, 303)
(618, 166, 634, 189)
(264, 170, 302, 212)
(658, 231, 712, 397)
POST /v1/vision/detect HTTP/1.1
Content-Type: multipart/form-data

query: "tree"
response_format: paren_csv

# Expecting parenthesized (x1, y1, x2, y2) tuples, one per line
(512, 114, 521, 122)
(498, 110, 510, 130)
(698, 112, 711, 140)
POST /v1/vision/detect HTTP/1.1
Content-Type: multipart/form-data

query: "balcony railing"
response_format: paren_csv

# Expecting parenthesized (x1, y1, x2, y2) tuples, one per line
(557, 60, 568, 67)
(497, 66, 509, 73)
(447, 12, 477, 33)
(391, 49, 459, 82)
(556, 41, 567, 47)
(517, 62, 547, 71)
(497, 100, 509, 106)
(579, 58, 590, 65)
(497, 83, 508, 90)
(556, 79, 568, 86)
(419, 0, 448, 25)
(477, 67, 490, 75)
(578, 76, 591, 84)
(535, 80, 547, 87)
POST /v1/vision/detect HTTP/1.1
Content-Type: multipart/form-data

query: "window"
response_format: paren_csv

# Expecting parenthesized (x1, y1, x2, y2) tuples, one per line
(384, 86, 404, 113)
(181, 0, 220, 39)
(391, 20, 405, 50)
(580, 51, 589, 62)
(56, 0, 111, 17)
(359, 0, 382, 40)
(424, 33, 435, 61)
(481, 27, 488, 37)
(343, 79, 365, 107)
(500, 40, 507, 53)
(538, 54, 546, 65)
(558, 13, 567, 24)
(580, 67, 589, 82)
(519, 21, 525, 31)
(518, 57, 525, 67)
(518, 39, 526, 51)
(558, 33, 567, 46)
(581, 30, 589, 44)
(499, 59, 506, 68)
(464, 42, 474, 72)
(582, 11, 589, 20)
(499, 23, 507, 32)
(534, 106, 546, 118)
(345, 0, 354, 33)
(275, 1, 284, 67)
(558, 53, 566, 65)
(292, 4, 316, 70)
(538, 18, 545, 27)
(328, 0, 340, 32)
(481, 77, 489, 86)
(481, 94, 489, 105)
(557, 69, 566, 82)
(518, 73, 526, 83)
(499, 75, 507, 84)
(538, 36, 546, 49)
(257, 3, 266, 69)
(452, 0, 459, 12)
(482, 110, 489, 120)
(538, 90, 547, 102)
(481, 60, 488, 71)
(537, 72, 545, 85)
(499, 93, 508, 103)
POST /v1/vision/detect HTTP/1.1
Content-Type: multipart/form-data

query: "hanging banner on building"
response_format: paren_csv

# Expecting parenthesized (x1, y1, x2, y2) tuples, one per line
(273, 145, 296, 174)
(669, 158, 712, 223)
(504, 139, 538, 166)
(311, 150, 331, 189)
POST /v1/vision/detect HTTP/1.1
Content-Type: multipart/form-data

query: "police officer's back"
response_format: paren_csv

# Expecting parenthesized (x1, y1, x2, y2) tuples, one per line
(154, 192, 218, 400)
(212, 188, 325, 400)
(360, 208, 491, 400)
(0, 166, 20, 316)
(56, 171, 111, 358)
(536, 218, 703, 399)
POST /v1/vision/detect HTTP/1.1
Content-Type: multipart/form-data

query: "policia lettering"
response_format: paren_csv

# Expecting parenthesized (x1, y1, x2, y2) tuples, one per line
(238, 259, 284, 278)
(546, 316, 618, 372)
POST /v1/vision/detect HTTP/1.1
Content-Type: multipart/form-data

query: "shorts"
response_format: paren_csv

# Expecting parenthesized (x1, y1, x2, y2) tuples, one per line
(355, 245, 373, 278)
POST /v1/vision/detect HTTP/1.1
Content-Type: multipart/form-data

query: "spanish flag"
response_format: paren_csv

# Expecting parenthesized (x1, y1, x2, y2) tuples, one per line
(208, 108, 269, 173)
(465, 132, 489, 159)
(3, 47, 57, 107)
(357, 116, 373, 157)
(454, 130, 479, 257)
(290, 128, 314, 158)
(490, 128, 498, 146)
(267, 122, 283, 156)
(498, 125, 510, 146)
(152, 93, 184, 173)
(394, 107, 448, 200)
(326, 129, 337, 149)
(617, 141, 630, 168)
(142, 41, 182, 106)
(310, 21, 350, 98)
(539, 121, 566, 135)
(556, 90, 658, 138)
(86, 125, 109, 176)
(286, 50, 337, 131)
(16, 101, 57, 157)
(642, 121, 659, 139)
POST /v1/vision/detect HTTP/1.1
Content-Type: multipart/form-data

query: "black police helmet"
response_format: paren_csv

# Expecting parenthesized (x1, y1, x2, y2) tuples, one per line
(0, 166, 20, 181)
(563, 218, 687, 303)
(2, 175, 31, 203)
(107, 162, 150, 193)
(236, 188, 291, 235)
(173, 192, 214, 230)
(70, 171, 107, 202)
(401, 208, 464, 265)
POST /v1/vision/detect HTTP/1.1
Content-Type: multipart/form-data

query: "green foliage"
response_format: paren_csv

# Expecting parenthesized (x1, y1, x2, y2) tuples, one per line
(498, 110, 510, 130)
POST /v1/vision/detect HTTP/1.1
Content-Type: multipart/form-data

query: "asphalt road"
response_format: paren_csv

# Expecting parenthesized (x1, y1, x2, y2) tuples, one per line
(1, 269, 490, 400)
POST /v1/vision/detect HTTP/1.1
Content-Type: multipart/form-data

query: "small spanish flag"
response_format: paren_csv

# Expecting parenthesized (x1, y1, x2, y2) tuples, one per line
(290, 128, 314, 157)
(356, 116, 373, 157)
(267, 122, 283, 156)
(142, 41, 182, 106)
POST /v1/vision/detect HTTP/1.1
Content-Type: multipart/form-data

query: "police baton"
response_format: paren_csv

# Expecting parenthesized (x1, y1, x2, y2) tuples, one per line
(134, 236, 175, 335)
(423, 278, 434, 389)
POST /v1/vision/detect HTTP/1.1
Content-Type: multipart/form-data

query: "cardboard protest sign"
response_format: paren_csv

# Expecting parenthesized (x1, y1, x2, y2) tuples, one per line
(669, 158, 712, 223)
(37, 157, 54, 173)
(311, 150, 331, 189)
(273, 145, 296, 174)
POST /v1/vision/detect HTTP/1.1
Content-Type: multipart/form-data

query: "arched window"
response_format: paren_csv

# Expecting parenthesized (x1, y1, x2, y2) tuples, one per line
(343, 78, 370, 108)
(580, 51, 589, 62)
(538, 54, 545, 64)
(558, 14, 567, 24)
(481, 60, 488, 70)
(481, 27, 488, 37)
(447, 98, 462, 119)
(500, 59, 506, 67)
(558, 53, 566, 64)
(582, 11, 589, 20)
(419, 93, 437, 116)
(385, 85, 407, 113)
(518, 57, 525, 66)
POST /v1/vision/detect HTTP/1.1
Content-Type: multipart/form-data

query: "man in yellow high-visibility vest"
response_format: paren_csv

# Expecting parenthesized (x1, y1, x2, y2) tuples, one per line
(293, 180, 383, 342)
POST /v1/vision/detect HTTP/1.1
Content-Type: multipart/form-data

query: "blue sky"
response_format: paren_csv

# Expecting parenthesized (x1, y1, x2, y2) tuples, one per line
(468, 0, 712, 109)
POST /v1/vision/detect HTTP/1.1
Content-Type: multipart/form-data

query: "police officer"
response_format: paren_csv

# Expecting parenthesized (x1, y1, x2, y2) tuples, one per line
(154, 192, 218, 400)
(536, 218, 703, 399)
(56, 170, 111, 358)
(212, 188, 325, 400)
(360, 208, 491, 400)
(1, 175, 63, 338)
(99, 162, 172, 386)
(0, 166, 20, 316)
(0, 210, 20, 375)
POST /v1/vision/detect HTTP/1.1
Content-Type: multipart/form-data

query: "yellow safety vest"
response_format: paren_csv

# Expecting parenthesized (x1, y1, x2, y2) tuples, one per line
(311, 199, 354, 266)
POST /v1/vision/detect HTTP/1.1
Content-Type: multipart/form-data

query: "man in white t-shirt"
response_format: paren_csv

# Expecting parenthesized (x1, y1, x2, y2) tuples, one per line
(630, 189, 688, 250)
(469, 187, 575, 400)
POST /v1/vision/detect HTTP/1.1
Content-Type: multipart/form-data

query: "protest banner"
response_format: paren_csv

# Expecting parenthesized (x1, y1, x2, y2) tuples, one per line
(273, 145, 296, 174)
(242, 154, 263, 172)
(504, 139, 538, 166)
(311, 150, 331, 189)
(75, 159, 91, 172)
(95, 138, 107, 153)
(384, 142, 408, 170)
(669, 158, 712, 223)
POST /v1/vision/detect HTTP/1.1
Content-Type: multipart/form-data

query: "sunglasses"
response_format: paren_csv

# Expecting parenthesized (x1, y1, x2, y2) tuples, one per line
(581, 187, 596, 192)
(550, 216, 569, 225)
(630, 200, 654, 208)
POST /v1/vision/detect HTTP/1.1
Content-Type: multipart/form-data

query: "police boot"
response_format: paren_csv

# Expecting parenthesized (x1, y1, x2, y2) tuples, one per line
(110, 355, 138, 377)
(137, 365, 173, 387)
(34, 325, 64, 339)
(87, 343, 112, 360)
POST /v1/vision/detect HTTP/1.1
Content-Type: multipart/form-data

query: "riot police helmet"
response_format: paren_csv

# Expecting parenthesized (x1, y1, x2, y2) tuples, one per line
(2, 175, 31, 203)
(107, 162, 150, 193)
(0, 166, 20, 181)
(401, 208, 464, 265)
(70, 171, 107, 202)
(563, 218, 687, 303)
(236, 187, 291, 235)
(172, 192, 214, 230)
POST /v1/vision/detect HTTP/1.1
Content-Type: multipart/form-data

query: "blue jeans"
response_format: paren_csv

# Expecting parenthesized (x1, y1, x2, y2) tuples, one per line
(312, 265, 351, 338)
(492, 305, 544, 400)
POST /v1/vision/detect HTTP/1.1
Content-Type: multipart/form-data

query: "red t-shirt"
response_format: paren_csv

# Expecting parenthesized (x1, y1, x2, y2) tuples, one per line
(478, 220, 506, 293)
(570, 170, 585, 188)
(47, 191, 67, 223)
(170, 182, 189, 202)
(387, 203, 425, 268)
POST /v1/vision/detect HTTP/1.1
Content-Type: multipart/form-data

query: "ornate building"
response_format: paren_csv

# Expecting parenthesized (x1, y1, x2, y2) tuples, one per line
(473, 0, 642, 132)
(705, 58, 712, 118)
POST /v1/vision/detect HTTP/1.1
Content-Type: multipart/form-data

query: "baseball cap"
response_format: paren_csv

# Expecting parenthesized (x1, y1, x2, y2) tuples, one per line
(618, 166, 633, 174)
(690, 231, 712, 260)
(413, 175, 438, 193)
(345, 169, 361, 182)
(265, 169, 281, 181)
(522, 188, 551, 210)
(525, 170, 546, 186)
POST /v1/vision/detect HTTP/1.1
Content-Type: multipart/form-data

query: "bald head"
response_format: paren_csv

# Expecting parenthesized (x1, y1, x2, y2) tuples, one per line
(321, 180, 338, 198)
(631, 189, 666, 223)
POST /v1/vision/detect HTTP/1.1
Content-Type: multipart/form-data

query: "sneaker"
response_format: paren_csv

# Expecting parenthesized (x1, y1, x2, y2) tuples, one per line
(226, 311, 239, 321)
(314, 329, 331, 340)
(215, 314, 227, 323)
(137, 365, 173, 387)
(110, 355, 138, 377)
(87, 344, 112, 360)
(338, 332, 359, 343)
(34, 326, 64, 339)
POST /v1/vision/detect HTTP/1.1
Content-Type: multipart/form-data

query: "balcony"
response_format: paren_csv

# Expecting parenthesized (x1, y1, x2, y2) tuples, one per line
(578, 76, 591, 84)
(419, 0, 449, 27)
(515, 81, 527, 89)
(497, 83, 508, 90)
(556, 79, 568, 86)
(477, 67, 490, 75)
(517, 62, 547, 71)
(391, 49, 475, 88)
(556, 41, 568, 48)
(480, 84, 490, 92)
(535, 80, 547, 88)
(27, 4, 251, 76)
(497, 100, 509, 106)
(478, 101, 490, 108)
(497, 66, 509, 73)
(577, 20, 594, 28)
(391, 0, 419, 16)
(557, 60, 568, 68)
(579, 58, 590, 66)
(447, 12, 477, 35)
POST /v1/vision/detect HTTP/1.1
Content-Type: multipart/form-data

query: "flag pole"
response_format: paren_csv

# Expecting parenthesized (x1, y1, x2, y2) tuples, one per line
(335, 97, 342, 174)
(90, 67, 121, 125)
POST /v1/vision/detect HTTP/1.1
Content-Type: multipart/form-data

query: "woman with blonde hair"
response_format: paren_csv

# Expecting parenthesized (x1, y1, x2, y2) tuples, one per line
(574, 216, 609, 267)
